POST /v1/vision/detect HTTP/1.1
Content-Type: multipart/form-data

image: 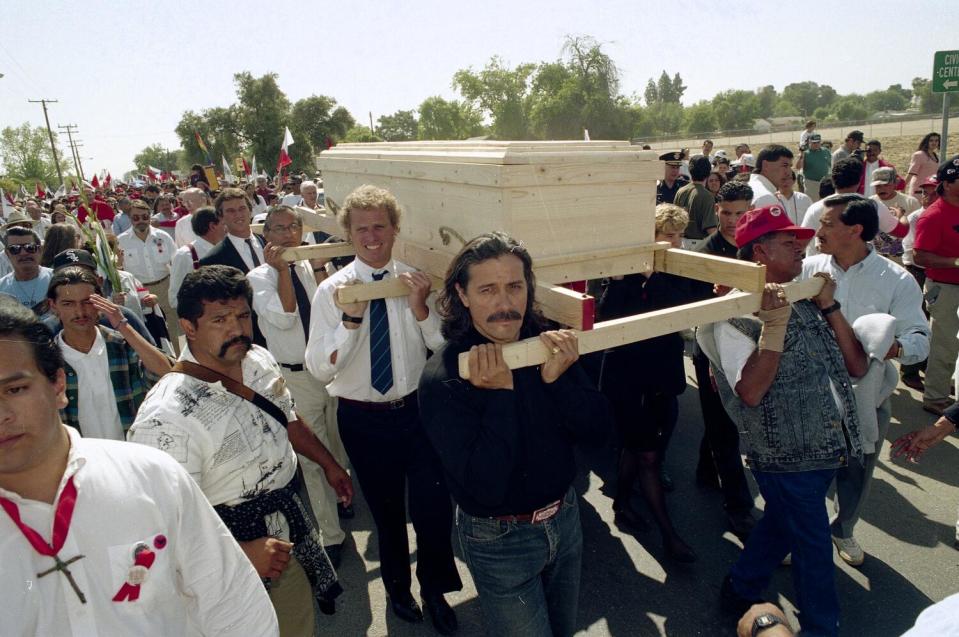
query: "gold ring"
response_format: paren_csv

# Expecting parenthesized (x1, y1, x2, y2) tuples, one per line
(551, 347, 560, 354)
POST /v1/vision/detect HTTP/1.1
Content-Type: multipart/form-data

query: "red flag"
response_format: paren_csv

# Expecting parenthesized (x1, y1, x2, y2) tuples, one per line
(146, 167, 158, 182)
(35, 182, 45, 199)
(91, 174, 100, 189)
(104, 173, 112, 188)
(242, 157, 252, 176)
(277, 127, 294, 171)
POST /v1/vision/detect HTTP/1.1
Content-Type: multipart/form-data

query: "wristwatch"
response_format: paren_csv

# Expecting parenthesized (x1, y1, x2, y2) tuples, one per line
(341, 312, 363, 324)
(752, 612, 785, 636)
(820, 300, 841, 316)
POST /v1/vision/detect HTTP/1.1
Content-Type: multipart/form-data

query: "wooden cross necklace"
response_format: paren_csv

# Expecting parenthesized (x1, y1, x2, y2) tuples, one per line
(0, 476, 87, 603)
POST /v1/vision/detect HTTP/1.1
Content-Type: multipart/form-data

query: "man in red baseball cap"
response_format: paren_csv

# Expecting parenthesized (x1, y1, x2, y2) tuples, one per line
(697, 204, 868, 636)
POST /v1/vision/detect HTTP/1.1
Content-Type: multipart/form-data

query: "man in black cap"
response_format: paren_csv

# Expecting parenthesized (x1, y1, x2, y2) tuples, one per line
(832, 130, 864, 163)
(656, 151, 690, 204)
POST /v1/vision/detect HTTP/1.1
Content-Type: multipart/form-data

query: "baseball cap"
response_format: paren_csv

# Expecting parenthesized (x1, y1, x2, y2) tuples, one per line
(732, 153, 756, 169)
(734, 204, 816, 247)
(809, 133, 822, 143)
(870, 166, 897, 187)
(53, 249, 98, 271)
(937, 155, 959, 183)
(920, 176, 938, 188)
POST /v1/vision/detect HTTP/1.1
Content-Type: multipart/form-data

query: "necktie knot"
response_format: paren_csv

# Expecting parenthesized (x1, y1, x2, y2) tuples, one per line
(372, 271, 387, 281)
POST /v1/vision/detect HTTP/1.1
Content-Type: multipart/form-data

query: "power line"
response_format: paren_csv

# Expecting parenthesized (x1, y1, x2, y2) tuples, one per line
(28, 99, 64, 188)
(58, 124, 85, 183)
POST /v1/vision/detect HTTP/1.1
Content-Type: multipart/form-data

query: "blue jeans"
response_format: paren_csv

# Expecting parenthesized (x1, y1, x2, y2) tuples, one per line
(456, 487, 582, 637)
(730, 468, 839, 637)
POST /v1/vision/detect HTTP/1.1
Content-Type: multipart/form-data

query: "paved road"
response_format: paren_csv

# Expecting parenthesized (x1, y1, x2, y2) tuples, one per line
(317, 356, 959, 636)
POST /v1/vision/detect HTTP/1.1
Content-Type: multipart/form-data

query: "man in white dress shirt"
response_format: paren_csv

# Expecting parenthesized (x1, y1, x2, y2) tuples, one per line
(130, 265, 353, 635)
(0, 295, 278, 636)
(118, 199, 177, 347)
(305, 185, 462, 634)
(802, 195, 929, 567)
(248, 204, 350, 566)
(749, 145, 794, 209)
(174, 187, 209, 248)
(169, 207, 226, 313)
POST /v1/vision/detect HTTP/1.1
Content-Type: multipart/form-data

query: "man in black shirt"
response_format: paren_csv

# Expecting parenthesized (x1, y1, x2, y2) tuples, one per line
(656, 151, 690, 204)
(419, 232, 610, 637)
(692, 181, 758, 538)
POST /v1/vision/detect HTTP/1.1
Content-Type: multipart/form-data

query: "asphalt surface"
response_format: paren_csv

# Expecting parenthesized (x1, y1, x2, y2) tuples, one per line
(316, 355, 959, 636)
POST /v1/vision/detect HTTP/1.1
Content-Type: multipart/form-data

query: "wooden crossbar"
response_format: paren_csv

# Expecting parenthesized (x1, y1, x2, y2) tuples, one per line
(457, 276, 825, 379)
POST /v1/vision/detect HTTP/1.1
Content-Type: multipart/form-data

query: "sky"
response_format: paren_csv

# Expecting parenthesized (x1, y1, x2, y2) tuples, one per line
(1, 0, 956, 178)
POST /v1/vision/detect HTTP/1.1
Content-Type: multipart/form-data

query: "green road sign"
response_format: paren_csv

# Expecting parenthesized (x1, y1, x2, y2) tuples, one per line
(933, 50, 959, 93)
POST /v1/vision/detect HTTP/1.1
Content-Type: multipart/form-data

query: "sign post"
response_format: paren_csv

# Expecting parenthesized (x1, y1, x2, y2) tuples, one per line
(933, 50, 959, 158)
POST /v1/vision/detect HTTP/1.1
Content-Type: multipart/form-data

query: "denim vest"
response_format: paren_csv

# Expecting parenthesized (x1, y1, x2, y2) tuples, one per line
(710, 300, 863, 473)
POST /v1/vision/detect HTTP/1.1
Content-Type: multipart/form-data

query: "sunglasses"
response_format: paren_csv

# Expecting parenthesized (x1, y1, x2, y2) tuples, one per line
(7, 244, 40, 255)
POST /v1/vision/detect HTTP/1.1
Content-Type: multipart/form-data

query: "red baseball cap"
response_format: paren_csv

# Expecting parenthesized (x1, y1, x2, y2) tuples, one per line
(920, 176, 938, 188)
(734, 204, 816, 247)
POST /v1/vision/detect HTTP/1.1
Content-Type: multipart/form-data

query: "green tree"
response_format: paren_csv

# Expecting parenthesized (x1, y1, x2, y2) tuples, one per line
(417, 96, 484, 140)
(644, 78, 659, 106)
(865, 86, 909, 113)
(453, 57, 535, 139)
(782, 81, 836, 117)
(643, 102, 684, 135)
(831, 96, 869, 121)
(376, 110, 418, 141)
(0, 123, 71, 186)
(233, 72, 294, 170)
(912, 77, 941, 114)
(174, 106, 244, 168)
(711, 90, 760, 130)
(756, 85, 778, 118)
(290, 95, 356, 152)
(342, 126, 383, 143)
(133, 144, 183, 173)
(683, 101, 717, 135)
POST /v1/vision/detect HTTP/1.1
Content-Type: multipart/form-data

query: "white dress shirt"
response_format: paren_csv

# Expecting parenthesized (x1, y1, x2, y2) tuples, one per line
(749, 173, 785, 209)
(281, 194, 304, 207)
(248, 260, 317, 365)
(801, 247, 930, 366)
(174, 213, 196, 248)
(863, 160, 879, 198)
(57, 329, 124, 440)
(780, 191, 813, 225)
(117, 227, 176, 284)
(305, 257, 444, 401)
(802, 195, 902, 257)
(227, 233, 265, 271)
(0, 427, 278, 637)
(168, 237, 214, 310)
(129, 344, 298, 508)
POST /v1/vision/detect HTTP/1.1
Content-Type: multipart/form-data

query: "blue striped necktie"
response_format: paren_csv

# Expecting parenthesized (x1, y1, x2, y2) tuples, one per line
(369, 271, 393, 395)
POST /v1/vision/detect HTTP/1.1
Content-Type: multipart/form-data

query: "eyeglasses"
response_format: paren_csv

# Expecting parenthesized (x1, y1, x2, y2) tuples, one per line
(267, 222, 302, 234)
(7, 244, 40, 255)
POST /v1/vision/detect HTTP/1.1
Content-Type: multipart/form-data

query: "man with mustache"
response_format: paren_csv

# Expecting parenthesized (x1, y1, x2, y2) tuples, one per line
(130, 265, 353, 636)
(46, 266, 172, 440)
(418, 232, 611, 637)
(305, 185, 462, 634)
(0, 225, 51, 316)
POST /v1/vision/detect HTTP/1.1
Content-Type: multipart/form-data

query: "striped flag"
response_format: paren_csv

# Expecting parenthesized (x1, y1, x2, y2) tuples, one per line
(194, 131, 213, 164)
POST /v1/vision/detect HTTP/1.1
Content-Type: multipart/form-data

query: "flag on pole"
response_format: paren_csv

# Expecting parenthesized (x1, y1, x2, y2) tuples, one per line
(35, 182, 45, 199)
(242, 157, 252, 177)
(91, 174, 100, 189)
(277, 127, 294, 171)
(55, 183, 67, 198)
(146, 166, 159, 182)
(194, 131, 213, 164)
(104, 173, 112, 188)
(19, 184, 28, 199)
(251, 155, 258, 179)
(221, 155, 235, 184)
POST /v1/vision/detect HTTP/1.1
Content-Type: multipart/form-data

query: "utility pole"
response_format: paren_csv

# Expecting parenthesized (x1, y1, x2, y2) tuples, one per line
(58, 124, 85, 183)
(28, 98, 65, 188)
(369, 111, 374, 137)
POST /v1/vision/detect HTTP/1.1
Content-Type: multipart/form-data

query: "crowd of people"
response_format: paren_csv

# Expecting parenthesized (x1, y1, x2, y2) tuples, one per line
(0, 126, 957, 637)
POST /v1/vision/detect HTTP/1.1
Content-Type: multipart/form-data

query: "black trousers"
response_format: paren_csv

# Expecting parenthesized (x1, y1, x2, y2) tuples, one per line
(337, 400, 462, 597)
(693, 351, 754, 514)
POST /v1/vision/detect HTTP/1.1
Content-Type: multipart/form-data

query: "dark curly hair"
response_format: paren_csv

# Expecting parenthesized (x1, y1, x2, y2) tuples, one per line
(0, 295, 63, 382)
(438, 232, 546, 342)
(177, 265, 252, 324)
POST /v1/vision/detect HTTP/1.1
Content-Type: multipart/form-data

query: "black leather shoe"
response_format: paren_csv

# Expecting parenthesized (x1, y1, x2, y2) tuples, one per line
(423, 592, 458, 635)
(613, 505, 650, 534)
(726, 510, 757, 540)
(389, 591, 423, 623)
(719, 575, 763, 618)
(337, 502, 355, 520)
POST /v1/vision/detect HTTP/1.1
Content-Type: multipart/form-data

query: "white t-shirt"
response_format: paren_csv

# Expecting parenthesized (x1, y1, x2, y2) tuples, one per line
(779, 191, 813, 225)
(802, 195, 901, 257)
(863, 160, 880, 198)
(58, 329, 124, 441)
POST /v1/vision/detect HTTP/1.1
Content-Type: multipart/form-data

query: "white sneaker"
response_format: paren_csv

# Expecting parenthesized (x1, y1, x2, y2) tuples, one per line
(832, 535, 865, 566)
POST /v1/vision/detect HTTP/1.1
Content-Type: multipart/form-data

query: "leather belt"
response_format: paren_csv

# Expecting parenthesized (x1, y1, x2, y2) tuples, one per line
(494, 499, 562, 524)
(339, 392, 416, 411)
(280, 363, 305, 372)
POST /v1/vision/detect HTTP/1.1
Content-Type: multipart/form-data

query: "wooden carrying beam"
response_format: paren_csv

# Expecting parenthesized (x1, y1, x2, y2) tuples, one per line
(336, 275, 445, 303)
(281, 242, 355, 262)
(457, 276, 825, 379)
(656, 248, 766, 293)
(533, 243, 669, 283)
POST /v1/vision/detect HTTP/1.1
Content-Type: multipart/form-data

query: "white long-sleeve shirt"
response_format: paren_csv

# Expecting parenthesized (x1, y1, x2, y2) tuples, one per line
(801, 247, 930, 365)
(248, 260, 317, 365)
(168, 237, 214, 310)
(117, 228, 176, 284)
(0, 427, 278, 636)
(305, 257, 444, 401)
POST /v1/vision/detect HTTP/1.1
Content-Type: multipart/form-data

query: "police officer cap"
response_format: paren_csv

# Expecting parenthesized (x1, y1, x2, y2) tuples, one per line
(658, 151, 684, 165)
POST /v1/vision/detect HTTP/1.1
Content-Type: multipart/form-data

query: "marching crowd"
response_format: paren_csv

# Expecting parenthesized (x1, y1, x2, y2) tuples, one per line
(0, 127, 957, 637)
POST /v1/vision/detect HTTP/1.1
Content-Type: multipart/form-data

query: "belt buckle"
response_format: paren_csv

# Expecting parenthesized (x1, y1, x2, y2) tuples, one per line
(388, 398, 405, 410)
(530, 500, 561, 524)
